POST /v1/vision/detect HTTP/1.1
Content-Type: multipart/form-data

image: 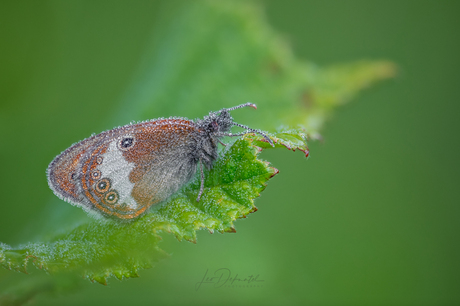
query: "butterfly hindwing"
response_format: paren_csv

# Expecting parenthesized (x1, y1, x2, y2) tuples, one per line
(47, 131, 110, 209)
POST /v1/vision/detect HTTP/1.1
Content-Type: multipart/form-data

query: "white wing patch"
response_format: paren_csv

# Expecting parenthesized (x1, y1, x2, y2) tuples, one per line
(97, 140, 138, 209)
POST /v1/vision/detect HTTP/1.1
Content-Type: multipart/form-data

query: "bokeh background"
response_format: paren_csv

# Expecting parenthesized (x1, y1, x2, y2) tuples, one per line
(1, 1, 459, 305)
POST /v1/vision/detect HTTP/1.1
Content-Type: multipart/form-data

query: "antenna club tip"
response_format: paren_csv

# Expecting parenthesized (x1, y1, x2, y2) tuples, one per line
(248, 103, 257, 110)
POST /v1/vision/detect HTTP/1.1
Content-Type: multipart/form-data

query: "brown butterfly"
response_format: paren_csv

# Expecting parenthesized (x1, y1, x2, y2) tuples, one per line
(47, 103, 273, 220)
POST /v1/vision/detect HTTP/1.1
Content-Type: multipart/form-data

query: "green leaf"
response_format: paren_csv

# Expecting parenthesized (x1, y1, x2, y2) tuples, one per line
(1, 0, 394, 297)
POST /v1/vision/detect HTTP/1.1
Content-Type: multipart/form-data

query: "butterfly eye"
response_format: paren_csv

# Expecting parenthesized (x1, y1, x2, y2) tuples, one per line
(91, 170, 101, 180)
(118, 136, 135, 151)
(68, 172, 77, 181)
(95, 178, 110, 193)
(104, 190, 119, 205)
(212, 121, 219, 131)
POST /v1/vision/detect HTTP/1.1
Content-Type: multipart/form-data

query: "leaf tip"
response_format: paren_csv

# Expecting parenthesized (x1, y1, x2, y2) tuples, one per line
(300, 148, 309, 158)
(225, 227, 237, 233)
(270, 167, 279, 178)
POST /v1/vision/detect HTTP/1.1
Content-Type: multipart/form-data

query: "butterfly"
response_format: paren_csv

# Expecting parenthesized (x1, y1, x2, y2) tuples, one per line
(47, 103, 273, 220)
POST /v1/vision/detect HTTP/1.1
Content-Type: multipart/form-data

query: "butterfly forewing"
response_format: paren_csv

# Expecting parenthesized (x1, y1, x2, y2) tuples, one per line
(126, 120, 199, 211)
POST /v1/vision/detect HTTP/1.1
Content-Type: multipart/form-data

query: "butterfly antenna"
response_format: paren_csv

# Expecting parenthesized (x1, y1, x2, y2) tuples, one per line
(224, 102, 257, 112)
(233, 122, 274, 147)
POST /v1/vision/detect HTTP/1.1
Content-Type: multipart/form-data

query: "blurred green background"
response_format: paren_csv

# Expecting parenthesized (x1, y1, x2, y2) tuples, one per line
(1, 1, 459, 305)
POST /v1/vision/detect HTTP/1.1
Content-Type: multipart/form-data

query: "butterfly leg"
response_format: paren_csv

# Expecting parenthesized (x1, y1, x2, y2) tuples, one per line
(216, 128, 274, 147)
(197, 161, 205, 202)
(217, 138, 227, 146)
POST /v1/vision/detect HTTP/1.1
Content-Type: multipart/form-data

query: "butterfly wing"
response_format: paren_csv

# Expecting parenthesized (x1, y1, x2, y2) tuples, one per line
(47, 130, 112, 209)
(47, 119, 200, 219)
(124, 119, 200, 215)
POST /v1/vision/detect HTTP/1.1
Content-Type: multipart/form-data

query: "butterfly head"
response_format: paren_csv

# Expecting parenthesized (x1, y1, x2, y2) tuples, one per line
(198, 103, 274, 146)
(210, 109, 233, 133)
(198, 103, 256, 134)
